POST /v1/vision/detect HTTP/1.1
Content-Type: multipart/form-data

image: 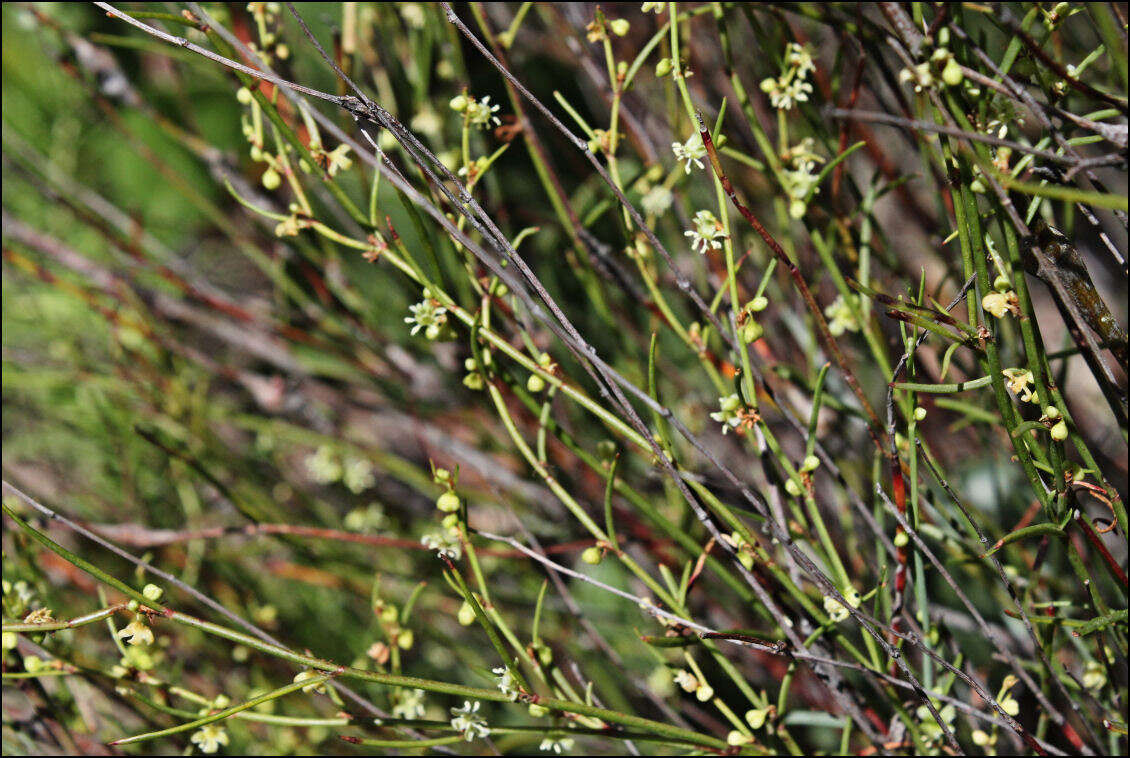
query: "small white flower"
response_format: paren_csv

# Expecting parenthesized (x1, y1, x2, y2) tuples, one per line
(450, 700, 490, 741)
(671, 133, 707, 173)
(641, 185, 673, 216)
(710, 394, 743, 434)
(399, 2, 427, 29)
(492, 666, 520, 701)
(784, 42, 815, 78)
(1002, 368, 1037, 403)
(392, 688, 426, 719)
(190, 723, 230, 754)
(760, 43, 816, 110)
(540, 736, 575, 753)
(117, 617, 154, 647)
(465, 95, 502, 129)
(673, 669, 698, 692)
(982, 290, 1019, 319)
(342, 456, 375, 494)
(410, 107, 443, 139)
(1082, 661, 1107, 691)
(684, 210, 728, 254)
(404, 296, 448, 336)
(640, 2, 664, 13)
(325, 144, 353, 176)
(306, 445, 342, 484)
(421, 531, 462, 560)
(824, 294, 860, 336)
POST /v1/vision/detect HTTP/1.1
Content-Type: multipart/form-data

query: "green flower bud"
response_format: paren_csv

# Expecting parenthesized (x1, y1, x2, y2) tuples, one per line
(745, 706, 769, 730)
(749, 295, 769, 312)
(1044, 405, 1060, 420)
(721, 394, 742, 413)
(236, 87, 253, 105)
(262, 168, 281, 190)
(581, 546, 602, 565)
(993, 274, 1012, 292)
(609, 18, 630, 36)
(941, 58, 964, 87)
(788, 199, 807, 219)
(1050, 420, 1069, 441)
(527, 374, 546, 393)
(740, 318, 764, 344)
(1, 632, 17, 650)
(436, 491, 461, 513)
(457, 601, 476, 626)
(784, 478, 802, 497)
(914, 406, 927, 421)
(449, 94, 468, 112)
(397, 629, 414, 649)
(596, 440, 617, 462)
(142, 584, 163, 602)
(379, 605, 398, 624)
(528, 703, 549, 717)
(894, 530, 909, 548)
(538, 644, 553, 666)
(655, 57, 673, 78)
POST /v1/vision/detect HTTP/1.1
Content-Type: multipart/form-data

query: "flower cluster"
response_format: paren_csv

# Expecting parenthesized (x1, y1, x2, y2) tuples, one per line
(1002, 368, 1037, 404)
(899, 47, 964, 93)
(824, 294, 861, 336)
(684, 210, 728, 254)
(710, 394, 744, 434)
(780, 138, 825, 218)
(916, 701, 957, 743)
(540, 736, 576, 753)
(305, 445, 375, 493)
(493, 665, 520, 701)
(673, 664, 714, 701)
(450, 700, 491, 741)
(405, 290, 449, 339)
(451, 94, 502, 130)
(641, 185, 674, 216)
(760, 42, 815, 110)
(421, 530, 462, 561)
(190, 723, 230, 754)
(391, 688, 426, 719)
(982, 290, 1020, 319)
(671, 133, 707, 173)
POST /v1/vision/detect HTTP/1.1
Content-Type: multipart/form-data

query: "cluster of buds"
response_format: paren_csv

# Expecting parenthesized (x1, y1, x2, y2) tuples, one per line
(245, 2, 289, 65)
(405, 288, 452, 340)
(738, 295, 769, 345)
(899, 32, 964, 92)
(760, 42, 815, 110)
(585, 9, 630, 43)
